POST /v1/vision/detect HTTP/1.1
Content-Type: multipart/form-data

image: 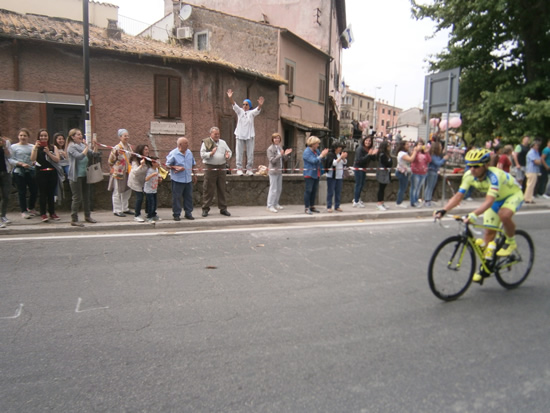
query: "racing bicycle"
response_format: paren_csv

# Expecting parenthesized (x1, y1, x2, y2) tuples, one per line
(428, 216, 534, 301)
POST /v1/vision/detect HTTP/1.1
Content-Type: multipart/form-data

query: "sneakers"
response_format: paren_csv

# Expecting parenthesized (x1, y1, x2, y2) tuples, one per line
(275, 205, 284, 210)
(376, 204, 387, 211)
(41, 214, 49, 222)
(424, 201, 432, 207)
(152, 215, 162, 221)
(305, 208, 313, 215)
(543, 194, 550, 200)
(267, 206, 278, 213)
(0, 222, 5, 228)
(50, 214, 61, 221)
(246, 170, 254, 176)
(396, 203, 408, 209)
(71, 221, 84, 227)
(465, 197, 474, 202)
(352, 200, 365, 208)
(21, 211, 31, 219)
(335, 207, 343, 212)
(1, 216, 11, 225)
(27, 209, 37, 217)
(134, 216, 145, 222)
(236, 170, 244, 176)
(496, 240, 517, 257)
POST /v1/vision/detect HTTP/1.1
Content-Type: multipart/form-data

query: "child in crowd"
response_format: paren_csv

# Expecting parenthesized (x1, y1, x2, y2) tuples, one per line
(144, 156, 162, 223)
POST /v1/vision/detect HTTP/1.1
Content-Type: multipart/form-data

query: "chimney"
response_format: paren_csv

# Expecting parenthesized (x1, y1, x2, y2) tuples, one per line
(106, 19, 122, 40)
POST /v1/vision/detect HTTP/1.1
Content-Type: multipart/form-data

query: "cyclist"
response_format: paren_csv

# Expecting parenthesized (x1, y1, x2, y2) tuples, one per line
(434, 148, 524, 282)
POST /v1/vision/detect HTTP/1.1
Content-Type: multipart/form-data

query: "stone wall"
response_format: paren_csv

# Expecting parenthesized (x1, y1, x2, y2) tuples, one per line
(5, 172, 471, 212)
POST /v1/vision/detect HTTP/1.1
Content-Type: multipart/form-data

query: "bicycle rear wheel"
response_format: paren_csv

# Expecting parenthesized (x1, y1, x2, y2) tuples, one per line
(428, 236, 475, 301)
(495, 230, 534, 289)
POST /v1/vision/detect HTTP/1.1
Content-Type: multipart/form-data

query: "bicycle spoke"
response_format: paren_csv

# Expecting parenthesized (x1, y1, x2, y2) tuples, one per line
(428, 237, 474, 301)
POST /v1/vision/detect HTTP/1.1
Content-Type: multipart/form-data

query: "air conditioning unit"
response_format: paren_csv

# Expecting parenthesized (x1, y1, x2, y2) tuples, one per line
(176, 27, 193, 40)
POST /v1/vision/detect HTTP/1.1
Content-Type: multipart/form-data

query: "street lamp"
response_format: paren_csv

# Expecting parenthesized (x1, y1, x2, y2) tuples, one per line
(373, 86, 381, 134)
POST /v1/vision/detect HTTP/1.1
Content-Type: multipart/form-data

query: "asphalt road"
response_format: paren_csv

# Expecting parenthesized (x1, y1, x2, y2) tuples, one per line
(1, 212, 549, 412)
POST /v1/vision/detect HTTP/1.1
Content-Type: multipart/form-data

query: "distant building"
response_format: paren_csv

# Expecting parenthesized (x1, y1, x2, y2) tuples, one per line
(340, 87, 374, 138)
(374, 100, 402, 136)
(395, 107, 424, 142)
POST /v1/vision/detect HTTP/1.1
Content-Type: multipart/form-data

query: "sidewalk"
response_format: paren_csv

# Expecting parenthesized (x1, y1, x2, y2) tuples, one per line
(1, 198, 549, 236)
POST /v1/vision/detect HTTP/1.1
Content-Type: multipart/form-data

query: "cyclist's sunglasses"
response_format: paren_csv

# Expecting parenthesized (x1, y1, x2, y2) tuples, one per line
(469, 164, 484, 169)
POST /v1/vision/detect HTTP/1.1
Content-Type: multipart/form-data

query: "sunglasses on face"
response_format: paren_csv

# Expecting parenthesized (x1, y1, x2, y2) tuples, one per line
(470, 165, 483, 169)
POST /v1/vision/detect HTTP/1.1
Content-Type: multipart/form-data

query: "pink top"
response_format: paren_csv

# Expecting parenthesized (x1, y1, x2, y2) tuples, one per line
(411, 152, 432, 175)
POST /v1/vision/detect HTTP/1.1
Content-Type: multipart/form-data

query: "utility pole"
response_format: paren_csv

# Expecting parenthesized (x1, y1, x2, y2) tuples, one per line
(373, 86, 381, 134)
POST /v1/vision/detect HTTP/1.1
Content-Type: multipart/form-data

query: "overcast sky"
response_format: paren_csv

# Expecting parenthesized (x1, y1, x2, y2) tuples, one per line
(109, 0, 449, 110)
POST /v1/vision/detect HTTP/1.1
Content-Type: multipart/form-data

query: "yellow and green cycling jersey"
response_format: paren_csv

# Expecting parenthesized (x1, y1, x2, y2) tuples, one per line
(459, 167, 523, 227)
(459, 167, 522, 200)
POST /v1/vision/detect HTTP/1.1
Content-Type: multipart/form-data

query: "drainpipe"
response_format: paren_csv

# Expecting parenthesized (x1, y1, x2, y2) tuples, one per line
(324, 0, 334, 135)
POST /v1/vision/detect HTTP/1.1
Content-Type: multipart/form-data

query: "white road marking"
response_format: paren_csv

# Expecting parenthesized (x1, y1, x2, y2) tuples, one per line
(0, 303, 24, 319)
(75, 297, 109, 313)
(0, 210, 548, 242)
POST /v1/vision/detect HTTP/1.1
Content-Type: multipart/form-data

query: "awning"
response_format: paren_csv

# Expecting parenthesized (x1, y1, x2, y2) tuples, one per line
(0, 90, 85, 105)
(281, 115, 330, 132)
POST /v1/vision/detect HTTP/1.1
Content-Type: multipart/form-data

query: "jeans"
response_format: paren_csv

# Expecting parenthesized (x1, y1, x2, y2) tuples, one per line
(0, 171, 11, 217)
(13, 171, 37, 212)
(327, 178, 343, 208)
(304, 177, 319, 208)
(134, 191, 146, 217)
(395, 170, 409, 205)
(353, 170, 366, 203)
(536, 168, 549, 196)
(145, 193, 157, 219)
(172, 180, 194, 217)
(410, 173, 427, 206)
(424, 170, 439, 202)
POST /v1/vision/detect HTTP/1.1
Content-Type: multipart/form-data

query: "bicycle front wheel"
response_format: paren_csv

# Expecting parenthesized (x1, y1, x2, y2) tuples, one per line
(428, 236, 475, 301)
(495, 230, 534, 289)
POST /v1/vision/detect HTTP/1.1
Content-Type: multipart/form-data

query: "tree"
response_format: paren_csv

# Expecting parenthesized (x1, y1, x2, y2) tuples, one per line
(411, 0, 550, 143)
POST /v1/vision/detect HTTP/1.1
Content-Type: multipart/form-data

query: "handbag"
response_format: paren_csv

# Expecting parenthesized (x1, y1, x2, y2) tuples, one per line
(86, 162, 103, 184)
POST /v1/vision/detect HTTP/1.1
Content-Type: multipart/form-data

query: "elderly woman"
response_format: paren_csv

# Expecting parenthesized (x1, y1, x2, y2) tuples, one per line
(266, 132, 292, 213)
(302, 136, 328, 215)
(108, 128, 133, 217)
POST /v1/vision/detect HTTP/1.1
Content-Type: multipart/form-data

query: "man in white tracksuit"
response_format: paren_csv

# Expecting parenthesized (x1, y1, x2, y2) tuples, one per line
(227, 89, 264, 176)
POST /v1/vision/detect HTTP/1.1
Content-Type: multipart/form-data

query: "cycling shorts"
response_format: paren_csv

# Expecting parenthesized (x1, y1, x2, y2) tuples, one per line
(483, 191, 524, 228)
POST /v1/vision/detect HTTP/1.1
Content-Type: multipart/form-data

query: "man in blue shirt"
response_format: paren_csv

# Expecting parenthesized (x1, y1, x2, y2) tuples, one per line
(166, 137, 197, 221)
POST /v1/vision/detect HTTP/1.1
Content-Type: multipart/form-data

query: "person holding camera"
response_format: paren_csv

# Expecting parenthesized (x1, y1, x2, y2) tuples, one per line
(30, 129, 61, 222)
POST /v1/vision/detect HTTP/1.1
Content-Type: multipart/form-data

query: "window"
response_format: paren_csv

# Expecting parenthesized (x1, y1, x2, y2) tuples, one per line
(154, 75, 181, 119)
(360, 100, 363, 108)
(285, 60, 296, 94)
(382, 108, 385, 114)
(352, 98, 355, 106)
(318, 75, 326, 104)
(381, 120, 385, 126)
(194, 30, 209, 51)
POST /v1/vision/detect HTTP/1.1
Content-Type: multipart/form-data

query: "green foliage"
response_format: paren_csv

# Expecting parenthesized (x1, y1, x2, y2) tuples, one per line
(411, 0, 550, 143)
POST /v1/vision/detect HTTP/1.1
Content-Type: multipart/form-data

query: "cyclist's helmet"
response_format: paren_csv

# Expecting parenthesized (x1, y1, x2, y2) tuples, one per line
(465, 148, 491, 166)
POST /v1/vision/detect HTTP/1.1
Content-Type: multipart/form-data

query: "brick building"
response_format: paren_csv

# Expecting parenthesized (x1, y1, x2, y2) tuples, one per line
(143, 2, 333, 169)
(0, 7, 283, 170)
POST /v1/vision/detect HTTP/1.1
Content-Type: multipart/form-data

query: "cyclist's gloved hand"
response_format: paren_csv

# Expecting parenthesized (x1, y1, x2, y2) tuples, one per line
(464, 212, 478, 223)
(434, 209, 446, 219)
